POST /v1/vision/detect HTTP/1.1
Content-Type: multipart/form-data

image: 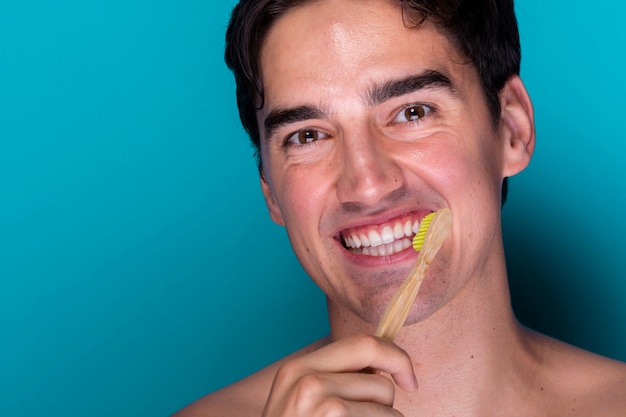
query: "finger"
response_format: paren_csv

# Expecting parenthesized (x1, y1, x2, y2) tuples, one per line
(290, 372, 396, 407)
(264, 372, 397, 417)
(312, 397, 405, 417)
(268, 362, 396, 414)
(294, 334, 418, 391)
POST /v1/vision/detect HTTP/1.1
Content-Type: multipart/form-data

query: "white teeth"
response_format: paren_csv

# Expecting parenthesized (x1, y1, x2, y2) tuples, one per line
(404, 220, 413, 236)
(368, 230, 382, 247)
(394, 223, 404, 239)
(342, 218, 422, 256)
(348, 237, 412, 257)
(381, 226, 394, 244)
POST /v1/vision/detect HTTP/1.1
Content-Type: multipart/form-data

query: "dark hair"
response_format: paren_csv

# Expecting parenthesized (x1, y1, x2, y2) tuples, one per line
(224, 0, 520, 204)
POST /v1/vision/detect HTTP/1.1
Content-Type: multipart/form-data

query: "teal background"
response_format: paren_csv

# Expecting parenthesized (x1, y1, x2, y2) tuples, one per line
(0, 0, 624, 415)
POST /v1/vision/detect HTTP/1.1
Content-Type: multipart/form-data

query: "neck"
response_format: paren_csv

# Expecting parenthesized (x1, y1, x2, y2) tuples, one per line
(326, 244, 537, 416)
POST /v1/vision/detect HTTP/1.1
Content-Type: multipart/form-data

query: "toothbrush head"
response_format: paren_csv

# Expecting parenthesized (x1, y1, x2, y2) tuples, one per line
(412, 212, 436, 251)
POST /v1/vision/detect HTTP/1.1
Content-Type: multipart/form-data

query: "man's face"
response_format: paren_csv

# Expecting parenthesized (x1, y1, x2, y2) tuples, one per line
(256, 0, 530, 326)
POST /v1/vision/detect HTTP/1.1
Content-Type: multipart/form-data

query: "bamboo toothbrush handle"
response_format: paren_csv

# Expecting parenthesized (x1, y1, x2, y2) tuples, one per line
(374, 208, 453, 340)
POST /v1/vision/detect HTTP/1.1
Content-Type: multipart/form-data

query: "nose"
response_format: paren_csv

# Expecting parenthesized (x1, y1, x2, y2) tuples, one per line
(335, 127, 404, 210)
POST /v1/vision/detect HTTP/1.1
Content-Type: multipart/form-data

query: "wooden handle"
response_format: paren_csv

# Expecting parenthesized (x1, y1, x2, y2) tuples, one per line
(374, 208, 453, 340)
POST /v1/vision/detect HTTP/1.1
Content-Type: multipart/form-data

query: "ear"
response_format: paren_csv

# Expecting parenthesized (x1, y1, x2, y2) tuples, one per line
(499, 76, 536, 177)
(260, 173, 285, 226)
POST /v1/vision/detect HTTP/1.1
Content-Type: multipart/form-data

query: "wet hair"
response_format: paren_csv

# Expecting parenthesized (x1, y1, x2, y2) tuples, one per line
(224, 0, 521, 204)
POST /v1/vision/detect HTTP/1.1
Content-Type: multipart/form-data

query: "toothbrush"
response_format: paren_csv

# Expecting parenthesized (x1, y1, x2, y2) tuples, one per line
(374, 208, 453, 340)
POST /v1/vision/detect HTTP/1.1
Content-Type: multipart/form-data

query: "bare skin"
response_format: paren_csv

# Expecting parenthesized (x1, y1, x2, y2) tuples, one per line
(175, 334, 626, 417)
(174, 0, 626, 416)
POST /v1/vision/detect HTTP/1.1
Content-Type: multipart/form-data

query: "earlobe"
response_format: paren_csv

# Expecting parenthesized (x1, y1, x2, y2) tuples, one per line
(260, 174, 285, 226)
(499, 76, 536, 177)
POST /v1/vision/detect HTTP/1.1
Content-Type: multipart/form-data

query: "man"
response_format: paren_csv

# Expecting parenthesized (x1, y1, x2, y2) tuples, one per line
(175, 0, 626, 415)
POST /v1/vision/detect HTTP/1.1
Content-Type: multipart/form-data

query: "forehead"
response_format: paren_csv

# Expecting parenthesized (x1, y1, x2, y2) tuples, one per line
(258, 0, 468, 109)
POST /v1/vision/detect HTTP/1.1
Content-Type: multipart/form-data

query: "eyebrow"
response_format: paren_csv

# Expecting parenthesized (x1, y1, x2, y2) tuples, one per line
(264, 105, 327, 141)
(365, 70, 456, 106)
(263, 70, 456, 141)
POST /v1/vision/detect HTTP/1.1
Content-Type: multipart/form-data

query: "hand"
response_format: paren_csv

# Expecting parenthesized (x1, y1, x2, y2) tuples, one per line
(262, 333, 418, 417)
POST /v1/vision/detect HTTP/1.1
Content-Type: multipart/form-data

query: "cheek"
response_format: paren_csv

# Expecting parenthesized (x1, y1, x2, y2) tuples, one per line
(445, 133, 503, 190)
(273, 167, 329, 237)
(411, 139, 502, 215)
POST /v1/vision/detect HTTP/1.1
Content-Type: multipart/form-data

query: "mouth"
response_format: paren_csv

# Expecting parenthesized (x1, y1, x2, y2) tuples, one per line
(340, 212, 429, 257)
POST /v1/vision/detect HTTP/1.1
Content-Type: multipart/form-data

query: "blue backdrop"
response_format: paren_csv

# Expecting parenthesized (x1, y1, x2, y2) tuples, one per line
(1, 1, 624, 415)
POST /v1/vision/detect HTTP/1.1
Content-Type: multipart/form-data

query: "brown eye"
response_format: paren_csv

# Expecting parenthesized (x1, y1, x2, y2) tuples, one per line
(298, 129, 318, 144)
(285, 128, 329, 146)
(405, 105, 425, 120)
(392, 104, 432, 124)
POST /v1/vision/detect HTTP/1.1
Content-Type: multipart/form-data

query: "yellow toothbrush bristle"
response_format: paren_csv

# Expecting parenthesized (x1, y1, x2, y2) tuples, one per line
(412, 212, 436, 251)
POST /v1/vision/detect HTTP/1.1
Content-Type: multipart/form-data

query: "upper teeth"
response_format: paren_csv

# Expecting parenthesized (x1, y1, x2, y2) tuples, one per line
(343, 219, 420, 249)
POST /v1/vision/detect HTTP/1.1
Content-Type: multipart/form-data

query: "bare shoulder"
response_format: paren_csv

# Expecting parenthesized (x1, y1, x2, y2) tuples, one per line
(171, 337, 330, 417)
(566, 344, 626, 415)
(531, 331, 626, 416)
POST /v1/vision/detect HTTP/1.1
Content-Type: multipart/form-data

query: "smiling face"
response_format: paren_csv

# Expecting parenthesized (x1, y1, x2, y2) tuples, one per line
(256, 0, 533, 327)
